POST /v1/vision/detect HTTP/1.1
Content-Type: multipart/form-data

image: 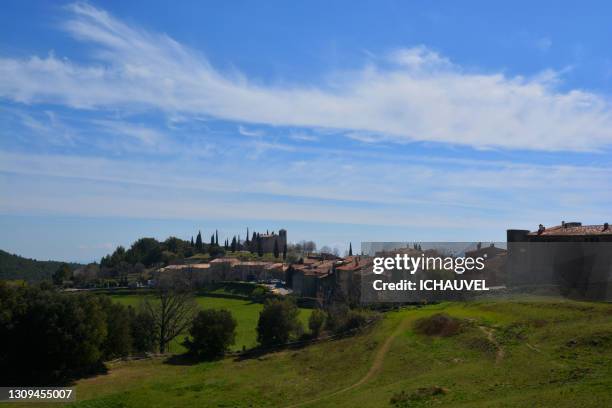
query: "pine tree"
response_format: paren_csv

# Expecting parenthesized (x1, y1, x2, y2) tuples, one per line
(273, 239, 279, 258)
(348, 242, 353, 256)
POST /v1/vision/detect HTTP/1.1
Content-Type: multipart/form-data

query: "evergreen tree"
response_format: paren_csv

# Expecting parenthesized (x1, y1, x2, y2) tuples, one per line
(283, 243, 287, 260)
(210, 234, 215, 246)
(273, 239, 279, 258)
(195, 231, 203, 251)
(190, 236, 194, 247)
(215, 230, 219, 246)
(257, 237, 263, 257)
(348, 242, 353, 256)
(246, 228, 250, 243)
(231, 236, 237, 252)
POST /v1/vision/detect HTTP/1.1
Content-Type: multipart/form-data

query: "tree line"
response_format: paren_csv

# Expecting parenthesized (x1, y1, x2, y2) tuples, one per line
(0, 275, 369, 385)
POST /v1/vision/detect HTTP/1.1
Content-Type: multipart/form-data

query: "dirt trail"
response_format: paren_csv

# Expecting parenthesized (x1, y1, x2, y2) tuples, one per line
(284, 316, 411, 408)
(479, 326, 504, 364)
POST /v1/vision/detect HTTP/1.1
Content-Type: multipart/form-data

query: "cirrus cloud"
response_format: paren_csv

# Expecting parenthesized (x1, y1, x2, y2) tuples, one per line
(1, 3, 612, 151)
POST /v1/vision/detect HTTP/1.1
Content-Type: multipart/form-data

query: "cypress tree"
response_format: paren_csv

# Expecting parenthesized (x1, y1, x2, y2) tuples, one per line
(215, 230, 219, 246)
(348, 242, 353, 256)
(195, 231, 203, 251)
(231, 236, 237, 252)
(190, 236, 194, 247)
(283, 243, 287, 260)
(273, 239, 279, 258)
(257, 237, 263, 257)
(210, 234, 215, 246)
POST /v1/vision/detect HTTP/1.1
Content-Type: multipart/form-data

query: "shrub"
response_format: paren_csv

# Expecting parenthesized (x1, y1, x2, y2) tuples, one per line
(325, 305, 369, 334)
(130, 307, 158, 354)
(413, 313, 463, 337)
(251, 286, 267, 302)
(308, 309, 326, 337)
(183, 309, 237, 360)
(99, 298, 132, 360)
(257, 298, 302, 347)
(390, 386, 448, 407)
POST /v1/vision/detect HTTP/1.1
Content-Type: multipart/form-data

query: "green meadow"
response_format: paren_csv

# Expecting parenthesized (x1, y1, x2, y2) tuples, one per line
(10, 296, 612, 407)
(109, 292, 313, 352)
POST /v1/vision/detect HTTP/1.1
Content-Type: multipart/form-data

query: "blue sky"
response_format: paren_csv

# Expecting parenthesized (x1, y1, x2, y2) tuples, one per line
(1, 1, 611, 262)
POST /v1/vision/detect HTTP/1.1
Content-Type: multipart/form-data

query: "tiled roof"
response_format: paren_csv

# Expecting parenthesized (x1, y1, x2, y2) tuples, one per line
(236, 261, 271, 266)
(336, 256, 372, 271)
(528, 224, 611, 236)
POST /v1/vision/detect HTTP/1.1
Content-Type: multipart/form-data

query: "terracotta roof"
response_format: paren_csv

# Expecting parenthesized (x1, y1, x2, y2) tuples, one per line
(528, 223, 612, 236)
(236, 261, 271, 266)
(336, 256, 372, 271)
(265, 263, 284, 270)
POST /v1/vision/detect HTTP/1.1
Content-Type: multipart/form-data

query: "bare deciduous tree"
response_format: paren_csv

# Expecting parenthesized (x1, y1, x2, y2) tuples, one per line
(143, 273, 198, 353)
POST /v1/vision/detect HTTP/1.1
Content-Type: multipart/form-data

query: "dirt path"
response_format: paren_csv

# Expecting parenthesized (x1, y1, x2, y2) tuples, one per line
(284, 316, 411, 408)
(478, 326, 504, 364)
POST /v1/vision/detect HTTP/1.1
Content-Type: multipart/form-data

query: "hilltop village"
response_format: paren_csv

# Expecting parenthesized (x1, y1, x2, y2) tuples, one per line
(64, 221, 612, 304)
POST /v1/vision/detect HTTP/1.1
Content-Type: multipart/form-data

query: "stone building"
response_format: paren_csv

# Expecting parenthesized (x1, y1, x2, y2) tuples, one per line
(507, 221, 612, 300)
(286, 255, 372, 306)
(247, 229, 287, 254)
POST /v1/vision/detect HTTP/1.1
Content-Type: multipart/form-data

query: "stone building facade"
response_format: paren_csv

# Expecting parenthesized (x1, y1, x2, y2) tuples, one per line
(507, 221, 612, 300)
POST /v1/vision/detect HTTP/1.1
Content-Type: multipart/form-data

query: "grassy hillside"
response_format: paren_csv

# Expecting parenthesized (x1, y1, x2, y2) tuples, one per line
(0, 249, 82, 281)
(109, 293, 312, 352)
(12, 296, 612, 407)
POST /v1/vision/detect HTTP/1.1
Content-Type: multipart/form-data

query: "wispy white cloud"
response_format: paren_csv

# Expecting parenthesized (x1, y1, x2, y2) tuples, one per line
(238, 125, 263, 137)
(289, 132, 318, 142)
(1, 149, 610, 223)
(1, 3, 612, 151)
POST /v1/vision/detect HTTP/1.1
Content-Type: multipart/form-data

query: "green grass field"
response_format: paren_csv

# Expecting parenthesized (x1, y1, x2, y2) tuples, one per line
(109, 292, 312, 352)
(11, 296, 612, 407)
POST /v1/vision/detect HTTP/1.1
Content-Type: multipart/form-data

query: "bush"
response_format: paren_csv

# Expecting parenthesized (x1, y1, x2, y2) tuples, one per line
(413, 313, 463, 337)
(390, 386, 448, 407)
(130, 307, 158, 353)
(99, 298, 132, 359)
(183, 309, 237, 360)
(325, 305, 369, 334)
(308, 309, 326, 337)
(257, 298, 302, 347)
(251, 286, 268, 302)
(344, 309, 368, 331)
